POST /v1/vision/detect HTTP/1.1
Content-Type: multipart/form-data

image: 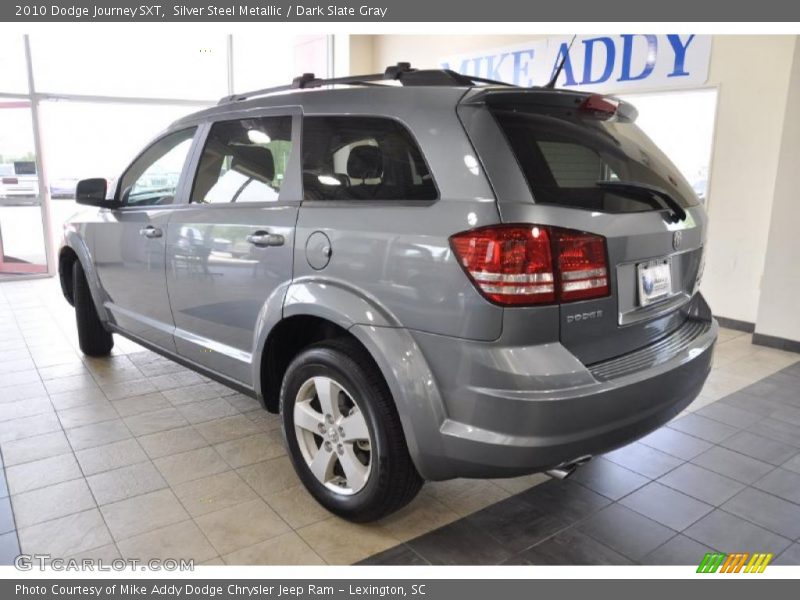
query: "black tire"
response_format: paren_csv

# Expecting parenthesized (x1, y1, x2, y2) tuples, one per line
(72, 260, 114, 356)
(280, 338, 423, 522)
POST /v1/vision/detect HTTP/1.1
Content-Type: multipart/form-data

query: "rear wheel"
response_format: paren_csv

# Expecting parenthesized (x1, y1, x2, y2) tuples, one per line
(280, 338, 422, 522)
(72, 260, 113, 356)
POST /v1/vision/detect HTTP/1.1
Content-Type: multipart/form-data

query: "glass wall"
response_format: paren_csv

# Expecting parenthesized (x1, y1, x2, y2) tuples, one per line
(40, 101, 202, 235)
(0, 33, 332, 279)
(0, 35, 28, 94)
(0, 101, 47, 276)
(232, 34, 331, 92)
(29, 33, 230, 100)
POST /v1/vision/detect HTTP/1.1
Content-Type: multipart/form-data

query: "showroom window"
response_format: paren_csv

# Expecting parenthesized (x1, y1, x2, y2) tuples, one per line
(0, 36, 29, 94)
(191, 117, 293, 204)
(29, 33, 230, 100)
(0, 33, 331, 279)
(301, 116, 438, 201)
(0, 99, 48, 276)
(233, 34, 331, 93)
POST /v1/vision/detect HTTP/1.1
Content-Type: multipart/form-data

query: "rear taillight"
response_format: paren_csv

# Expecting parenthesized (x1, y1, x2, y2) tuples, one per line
(554, 229, 610, 301)
(450, 224, 609, 306)
(449, 225, 555, 305)
(2, 177, 18, 185)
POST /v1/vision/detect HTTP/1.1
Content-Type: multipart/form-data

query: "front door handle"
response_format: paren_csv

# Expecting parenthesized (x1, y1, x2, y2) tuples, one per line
(246, 231, 284, 247)
(139, 226, 163, 239)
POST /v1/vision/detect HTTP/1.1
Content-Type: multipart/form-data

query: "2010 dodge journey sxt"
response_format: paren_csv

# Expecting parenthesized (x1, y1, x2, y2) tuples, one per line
(59, 64, 717, 521)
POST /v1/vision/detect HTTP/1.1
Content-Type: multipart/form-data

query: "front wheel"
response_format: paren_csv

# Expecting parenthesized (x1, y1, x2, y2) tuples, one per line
(280, 338, 422, 522)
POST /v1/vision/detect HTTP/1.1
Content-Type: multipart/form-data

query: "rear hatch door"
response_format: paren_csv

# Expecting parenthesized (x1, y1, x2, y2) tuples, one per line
(460, 89, 707, 365)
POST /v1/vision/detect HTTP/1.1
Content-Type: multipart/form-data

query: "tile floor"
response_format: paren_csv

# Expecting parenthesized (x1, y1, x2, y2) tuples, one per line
(0, 277, 798, 566)
(363, 362, 800, 565)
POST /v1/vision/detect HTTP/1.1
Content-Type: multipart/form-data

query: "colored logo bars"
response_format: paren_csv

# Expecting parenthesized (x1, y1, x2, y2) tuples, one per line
(697, 552, 773, 573)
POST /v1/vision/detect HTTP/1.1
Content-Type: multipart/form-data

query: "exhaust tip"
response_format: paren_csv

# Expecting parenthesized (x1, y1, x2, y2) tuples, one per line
(545, 466, 575, 480)
(545, 455, 593, 480)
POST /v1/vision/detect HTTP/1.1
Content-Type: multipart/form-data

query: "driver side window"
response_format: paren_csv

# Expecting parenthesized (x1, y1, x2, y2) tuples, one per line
(119, 128, 196, 207)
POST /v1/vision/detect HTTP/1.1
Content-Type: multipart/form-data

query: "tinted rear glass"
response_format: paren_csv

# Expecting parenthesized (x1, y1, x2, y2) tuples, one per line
(492, 106, 698, 212)
(302, 116, 437, 201)
(13, 161, 36, 175)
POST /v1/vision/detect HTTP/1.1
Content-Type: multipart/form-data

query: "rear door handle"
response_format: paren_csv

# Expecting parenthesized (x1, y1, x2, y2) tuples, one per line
(139, 226, 163, 239)
(246, 231, 284, 247)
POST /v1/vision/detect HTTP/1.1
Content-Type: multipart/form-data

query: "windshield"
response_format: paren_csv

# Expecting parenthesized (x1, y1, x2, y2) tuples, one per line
(492, 107, 699, 213)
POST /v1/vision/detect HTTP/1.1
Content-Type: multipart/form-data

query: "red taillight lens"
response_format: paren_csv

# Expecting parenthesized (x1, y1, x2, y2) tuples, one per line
(450, 224, 609, 306)
(450, 225, 555, 305)
(554, 229, 610, 301)
(2, 177, 18, 185)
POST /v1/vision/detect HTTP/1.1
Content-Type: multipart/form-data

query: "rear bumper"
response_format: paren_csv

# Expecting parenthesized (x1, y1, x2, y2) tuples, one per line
(409, 295, 717, 479)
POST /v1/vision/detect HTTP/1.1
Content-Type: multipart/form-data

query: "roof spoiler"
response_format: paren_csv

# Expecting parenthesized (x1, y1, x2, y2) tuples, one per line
(461, 88, 638, 122)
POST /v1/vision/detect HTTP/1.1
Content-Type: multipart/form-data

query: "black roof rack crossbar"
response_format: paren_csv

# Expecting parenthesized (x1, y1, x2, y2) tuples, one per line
(467, 75, 517, 87)
(218, 63, 518, 104)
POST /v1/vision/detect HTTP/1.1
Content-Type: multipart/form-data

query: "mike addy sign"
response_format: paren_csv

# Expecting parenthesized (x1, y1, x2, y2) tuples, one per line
(441, 35, 711, 92)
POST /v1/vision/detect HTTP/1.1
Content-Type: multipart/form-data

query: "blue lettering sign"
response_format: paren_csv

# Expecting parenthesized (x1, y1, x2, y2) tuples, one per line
(667, 34, 696, 77)
(470, 56, 484, 77)
(581, 37, 616, 85)
(486, 52, 509, 80)
(618, 34, 657, 82)
(443, 35, 708, 90)
(441, 58, 471, 74)
(511, 49, 535, 86)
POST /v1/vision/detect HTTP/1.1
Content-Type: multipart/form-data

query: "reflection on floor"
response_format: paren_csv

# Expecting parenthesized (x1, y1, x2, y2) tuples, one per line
(362, 362, 800, 565)
(0, 277, 798, 566)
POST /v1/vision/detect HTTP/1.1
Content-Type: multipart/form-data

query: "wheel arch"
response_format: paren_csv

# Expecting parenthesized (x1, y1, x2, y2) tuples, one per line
(253, 278, 400, 409)
(259, 314, 358, 413)
(58, 232, 110, 322)
(254, 280, 448, 480)
(58, 246, 79, 305)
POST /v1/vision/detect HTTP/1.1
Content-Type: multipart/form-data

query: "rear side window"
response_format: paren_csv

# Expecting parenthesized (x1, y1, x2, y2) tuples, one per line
(301, 116, 437, 201)
(493, 108, 698, 213)
(192, 116, 292, 204)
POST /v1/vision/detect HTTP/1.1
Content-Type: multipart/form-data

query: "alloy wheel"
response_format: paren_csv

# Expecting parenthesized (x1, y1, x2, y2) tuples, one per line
(293, 376, 372, 495)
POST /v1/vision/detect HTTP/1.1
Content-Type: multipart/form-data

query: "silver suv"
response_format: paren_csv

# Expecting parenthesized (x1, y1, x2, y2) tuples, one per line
(59, 65, 717, 521)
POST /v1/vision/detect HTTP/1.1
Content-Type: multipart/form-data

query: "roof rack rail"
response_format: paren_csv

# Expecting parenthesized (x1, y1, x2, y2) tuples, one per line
(218, 63, 517, 104)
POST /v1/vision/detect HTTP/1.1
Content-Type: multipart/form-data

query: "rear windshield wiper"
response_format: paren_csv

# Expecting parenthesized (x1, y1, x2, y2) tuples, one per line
(596, 180, 687, 223)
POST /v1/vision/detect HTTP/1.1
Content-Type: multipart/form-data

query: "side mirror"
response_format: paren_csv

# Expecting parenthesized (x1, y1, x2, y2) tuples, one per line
(76, 178, 119, 208)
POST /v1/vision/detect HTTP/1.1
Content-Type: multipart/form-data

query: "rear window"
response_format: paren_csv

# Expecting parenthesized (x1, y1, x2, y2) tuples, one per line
(492, 106, 698, 213)
(13, 161, 36, 176)
(301, 116, 437, 201)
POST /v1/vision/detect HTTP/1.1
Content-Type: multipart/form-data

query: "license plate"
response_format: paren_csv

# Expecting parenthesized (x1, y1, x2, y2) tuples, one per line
(637, 259, 672, 306)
